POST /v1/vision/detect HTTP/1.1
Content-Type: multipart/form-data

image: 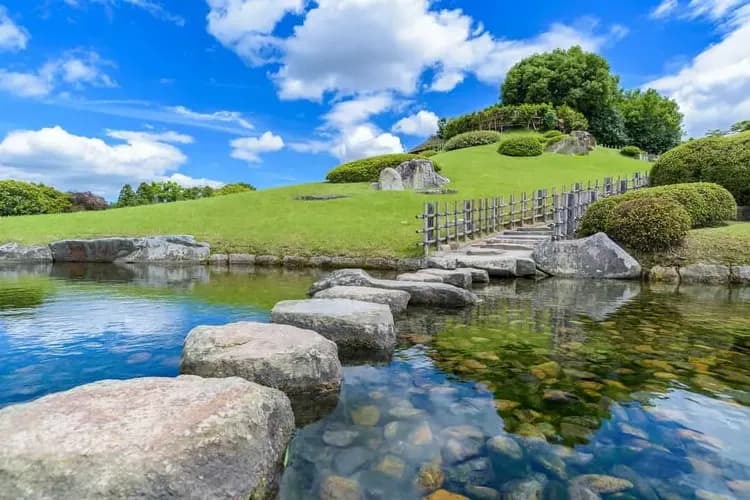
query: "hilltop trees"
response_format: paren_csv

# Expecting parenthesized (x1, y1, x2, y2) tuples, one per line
(115, 181, 255, 208)
(618, 89, 683, 154)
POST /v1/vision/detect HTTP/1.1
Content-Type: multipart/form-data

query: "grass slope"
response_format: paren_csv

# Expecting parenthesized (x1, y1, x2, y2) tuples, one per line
(643, 222, 750, 266)
(0, 144, 647, 257)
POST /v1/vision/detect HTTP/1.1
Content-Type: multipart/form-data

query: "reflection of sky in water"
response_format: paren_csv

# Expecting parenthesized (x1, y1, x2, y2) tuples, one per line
(0, 288, 267, 407)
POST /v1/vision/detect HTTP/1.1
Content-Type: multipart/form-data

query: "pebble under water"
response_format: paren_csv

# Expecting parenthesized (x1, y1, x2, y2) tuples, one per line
(0, 265, 748, 499)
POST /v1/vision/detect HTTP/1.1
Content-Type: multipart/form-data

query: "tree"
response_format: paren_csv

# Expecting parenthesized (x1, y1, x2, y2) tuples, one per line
(589, 106, 628, 146)
(730, 120, 750, 133)
(501, 46, 619, 121)
(135, 182, 157, 205)
(619, 89, 683, 153)
(116, 184, 138, 207)
(0, 180, 71, 216)
(215, 182, 256, 196)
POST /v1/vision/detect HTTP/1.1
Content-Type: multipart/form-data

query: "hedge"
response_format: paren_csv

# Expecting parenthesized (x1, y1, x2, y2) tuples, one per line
(620, 145, 641, 158)
(608, 197, 691, 252)
(443, 131, 502, 151)
(543, 130, 563, 139)
(578, 182, 736, 237)
(326, 154, 442, 183)
(650, 132, 750, 205)
(0, 180, 72, 216)
(420, 149, 439, 157)
(497, 136, 544, 157)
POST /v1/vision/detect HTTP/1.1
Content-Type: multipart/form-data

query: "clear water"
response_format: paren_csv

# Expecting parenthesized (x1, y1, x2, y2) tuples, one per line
(1, 265, 748, 499)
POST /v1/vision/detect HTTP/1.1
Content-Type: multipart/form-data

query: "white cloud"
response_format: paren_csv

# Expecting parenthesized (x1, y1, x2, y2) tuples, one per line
(170, 105, 254, 130)
(0, 6, 29, 51)
(0, 126, 221, 197)
(322, 93, 395, 129)
(329, 124, 403, 162)
(650, 0, 747, 21)
(230, 131, 284, 163)
(392, 110, 439, 137)
(645, 2, 750, 136)
(651, 0, 679, 18)
(0, 50, 116, 98)
(206, 0, 305, 65)
(158, 173, 224, 188)
(65, 0, 185, 26)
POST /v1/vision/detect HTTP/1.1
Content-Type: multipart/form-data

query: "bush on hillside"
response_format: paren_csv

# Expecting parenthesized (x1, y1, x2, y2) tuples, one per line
(214, 183, 256, 196)
(69, 192, 108, 211)
(608, 197, 691, 252)
(578, 182, 736, 237)
(543, 130, 563, 139)
(620, 145, 641, 158)
(0, 180, 72, 216)
(497, 136, 544, 157)
(420, 149, 439, 157)
(650, 132, 750, 205)
(545, 134, 569, 147)
(326, 154, 442, 183)
(443, 131, 503, 151)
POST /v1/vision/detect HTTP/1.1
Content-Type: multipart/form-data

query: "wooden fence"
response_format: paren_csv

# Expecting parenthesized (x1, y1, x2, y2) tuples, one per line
(416, 172, 650, 255)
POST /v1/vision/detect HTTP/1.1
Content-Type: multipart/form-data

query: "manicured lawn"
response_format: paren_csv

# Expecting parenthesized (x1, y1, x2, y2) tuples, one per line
(648, 222, 750, 266)
(0, 144, 648, 257)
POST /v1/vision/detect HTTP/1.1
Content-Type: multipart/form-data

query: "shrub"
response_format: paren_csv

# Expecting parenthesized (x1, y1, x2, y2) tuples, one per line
(443, 131, 503, 151)
(420, 149, 439, 157)
(578, 182, 736, 237)
(497, 136, 544, 157)
(620, 145, 641, 158)
(0, 180, 71, 216)
(326, 154, 441, 183)
(69, 192, 107, 211)
(543, 130, 563, 139)
(214, 183, 256, 196)
(608, 197, 691, 252)
(650, 132, 750, 205)
(545, 134, 568, 147)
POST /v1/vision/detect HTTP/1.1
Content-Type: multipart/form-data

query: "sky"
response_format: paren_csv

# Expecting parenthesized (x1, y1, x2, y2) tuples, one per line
(0, 0, 748, 199)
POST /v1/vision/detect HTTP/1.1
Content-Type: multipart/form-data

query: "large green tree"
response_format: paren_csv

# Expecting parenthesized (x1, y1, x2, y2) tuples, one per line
(116, 184, 138, 207)
(501, 46, 619, 121)
(619, 89, 683, 153)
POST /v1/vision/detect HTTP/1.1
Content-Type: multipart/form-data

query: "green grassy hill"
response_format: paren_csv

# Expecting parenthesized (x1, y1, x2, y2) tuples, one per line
(0, 142, 648, 257)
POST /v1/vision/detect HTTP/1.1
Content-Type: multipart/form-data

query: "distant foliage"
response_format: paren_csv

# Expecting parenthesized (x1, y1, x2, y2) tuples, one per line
(731, 120, 750, 133)
(443, 131, 502, 151)
(497, 136, 544, 157)
(0, 180, 71, 217)
(619, 146, 642, 158)
(650, 132, 750, 205)
(214, 183, 256, 196)
(609, 197, 691, 252)
(69, 192, 108, 211)
(590, 106, 628, 147)
(420, 149, 439, 157)
(326, 154, 441, 183)
(555, 105, 589, 133)
(116, 181, 256, 208)
(117, 184, 138, 207)
(619, 89, 683, 153)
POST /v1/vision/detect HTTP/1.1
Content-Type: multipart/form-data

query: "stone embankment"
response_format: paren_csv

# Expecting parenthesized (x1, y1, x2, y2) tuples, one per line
(649, 263, 750, 285)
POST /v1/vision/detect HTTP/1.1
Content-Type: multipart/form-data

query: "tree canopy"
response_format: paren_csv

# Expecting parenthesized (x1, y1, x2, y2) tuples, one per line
(619, 89, 683, 153)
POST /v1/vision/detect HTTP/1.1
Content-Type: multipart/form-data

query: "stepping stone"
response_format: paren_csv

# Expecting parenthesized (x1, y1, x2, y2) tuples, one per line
(0, 376, 294, 500)
(314, 286, 410, 314)
(460, 267, 490, 283)
(397, 272, 443, 283)
(417, 268, 473, 288)
(456, 254, 537, 278)
(180, 322, 342, 425)
(308, 269, 477, 308)
(271, 299, 396, 362)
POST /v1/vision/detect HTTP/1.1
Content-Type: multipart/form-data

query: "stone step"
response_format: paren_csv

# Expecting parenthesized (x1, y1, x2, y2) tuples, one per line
(486, 238, 548, 246)
(514, 226, 552, 233)
(495, 233, 550, 240)
(474, 243, 535, 252)
(502, 230, 551, 236)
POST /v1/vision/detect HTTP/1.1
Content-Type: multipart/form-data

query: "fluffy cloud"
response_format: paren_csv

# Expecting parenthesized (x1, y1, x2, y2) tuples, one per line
(158, 173, 224, 188)
(329, 124, 403, 162)
(645, 3, 750, 136)
(0, 50, 116, 98)
(0, 6, 28, 51)
(392, 110, 439, 137)
(0, 126, 219, 197)
(230, 131, 284, 163)
(170, 105, 254, 130)
(651, 0, 679, 18)
(206, 0, 305, 64)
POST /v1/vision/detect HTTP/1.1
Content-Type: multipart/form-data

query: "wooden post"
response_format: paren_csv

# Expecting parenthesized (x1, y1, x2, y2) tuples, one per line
(424, 202, 435, 255)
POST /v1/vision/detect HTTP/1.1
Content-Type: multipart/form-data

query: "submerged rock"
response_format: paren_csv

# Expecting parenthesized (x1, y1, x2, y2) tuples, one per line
(49, 235, 210, 263)
(271, 298, 396, 361)
(314, 286, 411, 314)
(487, 434, 524, 461)
(533, 233, 641, 279)
(501, 476, 546, 500)
(308, 269, 477, 308)
(320, 475, 362, 500)
(180, 322, 341, 425)
(0, 376, 294, 499)
(0, 243, 52, 262)
(571, 474, 634, 494)
(417, 268, 473, 288)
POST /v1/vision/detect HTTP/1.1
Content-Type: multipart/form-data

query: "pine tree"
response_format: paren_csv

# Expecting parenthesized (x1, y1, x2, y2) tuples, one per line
(116, 184, 138, 207)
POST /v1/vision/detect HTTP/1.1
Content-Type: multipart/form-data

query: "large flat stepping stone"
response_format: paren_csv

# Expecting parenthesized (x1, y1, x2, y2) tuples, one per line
(308, 269, 477, 308)
(313, 286, 410, 314)
(271, 299, 396, 361)
(0, 376, 294, 500)
(180, 322, 342, 425)
(456, 253, 537, 278)
(415, 268, 473, 288)
(396, 272, 443, 283)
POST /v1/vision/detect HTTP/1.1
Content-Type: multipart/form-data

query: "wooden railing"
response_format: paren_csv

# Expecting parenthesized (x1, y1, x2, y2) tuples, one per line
(416, 172, 650, 255)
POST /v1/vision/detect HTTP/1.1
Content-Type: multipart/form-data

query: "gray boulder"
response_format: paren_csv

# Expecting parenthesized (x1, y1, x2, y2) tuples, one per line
(396, 272, 443, 283)
(0, 376, 294, 500)
(271, 299, 396, 362)
(680, 263, 731, 285)
(416, 268, 473, 288)
(49, 235, 210, 263)
(731, 265, 750, 284)
(462, 267, 491, 283)
(308, 269, 477, 308)
(547, 130, 597, 155)
(395, 159, 450, 190)
(377, 167, 404, 191)
(0, 243, 52, 262)
(180, 322, 342, 425)
(456, 253, 538, 278)
(533, 233, 641, 279)
(314, 286, 411, 314)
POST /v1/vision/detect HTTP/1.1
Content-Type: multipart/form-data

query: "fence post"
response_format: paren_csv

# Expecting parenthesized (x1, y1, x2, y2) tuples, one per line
(464, 200, 472, 240)
(424, 202, 435, 255)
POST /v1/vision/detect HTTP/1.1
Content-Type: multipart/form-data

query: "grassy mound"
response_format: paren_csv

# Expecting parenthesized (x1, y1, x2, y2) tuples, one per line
(443, 131, 502, 151)
(497, 136, 544, 157)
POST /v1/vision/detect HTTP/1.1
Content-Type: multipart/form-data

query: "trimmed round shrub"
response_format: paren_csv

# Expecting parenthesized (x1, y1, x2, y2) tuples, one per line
(544, 134, 569, 147)
(543, 130, 563, 139)
(577, 197, 620, 237)
(420, 149, 438, 157)
(608, 197, 691, 252)
(443, 131, 503, 151)
(651, 132, 750, 205)
(0, 180, 72, 216)
(620, 145, 641, 158)
(497, 136, 544, 157)
(326, 154, 442, 183)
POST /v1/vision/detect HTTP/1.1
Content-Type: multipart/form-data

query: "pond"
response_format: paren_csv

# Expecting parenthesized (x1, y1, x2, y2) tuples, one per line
(0, 265, 748, 499)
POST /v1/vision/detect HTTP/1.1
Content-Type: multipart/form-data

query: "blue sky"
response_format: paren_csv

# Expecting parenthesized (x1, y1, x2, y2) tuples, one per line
(0, 0, 748, 198)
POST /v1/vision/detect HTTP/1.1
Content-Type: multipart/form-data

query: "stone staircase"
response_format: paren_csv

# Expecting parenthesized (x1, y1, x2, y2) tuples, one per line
(467, 226, 553, 253)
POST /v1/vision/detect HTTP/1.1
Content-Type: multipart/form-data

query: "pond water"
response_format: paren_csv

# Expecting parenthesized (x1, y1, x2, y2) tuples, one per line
(1, 265, 748, 499)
